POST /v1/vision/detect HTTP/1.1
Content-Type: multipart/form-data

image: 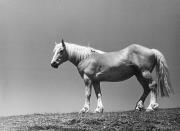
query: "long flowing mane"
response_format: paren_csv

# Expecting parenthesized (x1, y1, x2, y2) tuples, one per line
(65, 42, 105, 65)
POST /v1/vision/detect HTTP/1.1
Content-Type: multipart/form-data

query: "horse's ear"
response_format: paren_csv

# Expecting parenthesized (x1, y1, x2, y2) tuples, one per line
(55, 41, 57, 45)
(62, 39, 65, 48)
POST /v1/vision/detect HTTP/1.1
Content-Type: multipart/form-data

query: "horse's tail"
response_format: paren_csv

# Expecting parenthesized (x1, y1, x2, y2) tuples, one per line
(152, 49, 173, 97)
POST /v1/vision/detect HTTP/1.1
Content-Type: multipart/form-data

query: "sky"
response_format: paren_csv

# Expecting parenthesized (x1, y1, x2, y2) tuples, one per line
(0, 0, 180, 116)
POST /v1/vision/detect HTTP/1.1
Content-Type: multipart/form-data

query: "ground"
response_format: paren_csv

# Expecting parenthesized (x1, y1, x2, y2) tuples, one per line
(0, 108, 180, 131)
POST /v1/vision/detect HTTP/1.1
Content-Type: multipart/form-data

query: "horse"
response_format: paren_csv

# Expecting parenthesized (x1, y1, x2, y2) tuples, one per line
(51, 39, 173, 113)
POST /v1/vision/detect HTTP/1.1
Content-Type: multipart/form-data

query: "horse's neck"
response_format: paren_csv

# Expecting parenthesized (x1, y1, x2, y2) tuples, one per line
(66, 43, 92, 66)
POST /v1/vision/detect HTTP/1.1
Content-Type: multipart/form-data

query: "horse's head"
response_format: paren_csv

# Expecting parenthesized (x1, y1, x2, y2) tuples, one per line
(51, 39, 68, 68)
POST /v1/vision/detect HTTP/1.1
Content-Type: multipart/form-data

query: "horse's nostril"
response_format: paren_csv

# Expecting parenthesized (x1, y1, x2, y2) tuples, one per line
(51, 62, 54, 66)
(51, 62, 58, 68)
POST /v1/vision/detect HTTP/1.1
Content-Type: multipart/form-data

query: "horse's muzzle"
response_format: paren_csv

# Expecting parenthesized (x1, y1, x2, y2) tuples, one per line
(51, 62, 59, 68)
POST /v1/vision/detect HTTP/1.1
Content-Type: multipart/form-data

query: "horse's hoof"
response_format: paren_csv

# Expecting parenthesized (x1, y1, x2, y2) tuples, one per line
(79, 110, 88, 113)
(135, 106, 144, 111)
(135, 100, 144, 111)
(146, 108, 154, 112)
(94, 108, 104, 113)
(152, 103, 159, 109)
(135, 105, 144, 111)
(146, 103, 159, 112)
(79, 107, 89, 113)
(135, 108, 143, 112)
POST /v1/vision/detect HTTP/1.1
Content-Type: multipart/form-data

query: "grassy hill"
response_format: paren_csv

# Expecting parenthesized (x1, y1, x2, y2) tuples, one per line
(0, 108, 180, 131)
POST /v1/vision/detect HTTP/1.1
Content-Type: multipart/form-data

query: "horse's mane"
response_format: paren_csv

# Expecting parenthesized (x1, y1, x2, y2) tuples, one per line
(65, 42, 105, 61)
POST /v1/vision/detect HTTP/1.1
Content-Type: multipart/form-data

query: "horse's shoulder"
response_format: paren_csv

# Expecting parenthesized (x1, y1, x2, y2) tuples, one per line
(79, 55, 98, 67)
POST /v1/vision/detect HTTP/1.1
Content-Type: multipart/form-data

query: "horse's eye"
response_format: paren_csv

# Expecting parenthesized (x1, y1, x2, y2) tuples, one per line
(59, 50, 63, 54)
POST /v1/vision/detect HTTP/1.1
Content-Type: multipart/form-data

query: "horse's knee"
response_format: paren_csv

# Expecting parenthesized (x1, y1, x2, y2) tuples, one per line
(84, 78, 91, 86)
(83, 74, 92, 85)
(85, 90, 91, 99)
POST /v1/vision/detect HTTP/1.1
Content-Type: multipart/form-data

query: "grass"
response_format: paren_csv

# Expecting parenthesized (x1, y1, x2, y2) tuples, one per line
(0, 108, 180, 131)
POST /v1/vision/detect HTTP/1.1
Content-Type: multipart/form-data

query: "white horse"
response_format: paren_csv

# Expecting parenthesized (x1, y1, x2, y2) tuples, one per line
(51, 39, 173, 113)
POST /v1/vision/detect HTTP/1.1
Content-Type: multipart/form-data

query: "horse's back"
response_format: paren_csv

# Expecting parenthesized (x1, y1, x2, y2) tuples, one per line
(95, 44, 154, 66)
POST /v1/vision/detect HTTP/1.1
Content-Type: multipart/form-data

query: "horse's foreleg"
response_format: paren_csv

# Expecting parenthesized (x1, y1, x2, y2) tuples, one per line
(79, 74, 92, 113)
(135, 73, 150, 111)
(92, 82, 104, 113)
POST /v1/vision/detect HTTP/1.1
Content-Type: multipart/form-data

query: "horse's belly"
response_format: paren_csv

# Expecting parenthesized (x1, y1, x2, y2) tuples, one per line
(95, 65, 135, 82)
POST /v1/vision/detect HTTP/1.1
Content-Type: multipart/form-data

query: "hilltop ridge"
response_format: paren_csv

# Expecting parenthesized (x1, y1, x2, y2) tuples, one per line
(0, 108, 180, 131)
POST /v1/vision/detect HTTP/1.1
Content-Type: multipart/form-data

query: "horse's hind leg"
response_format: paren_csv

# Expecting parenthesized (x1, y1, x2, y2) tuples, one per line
(146, 80, 159, 112)
(135, 73, 151, 111)
(140, 71, 159, 111)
